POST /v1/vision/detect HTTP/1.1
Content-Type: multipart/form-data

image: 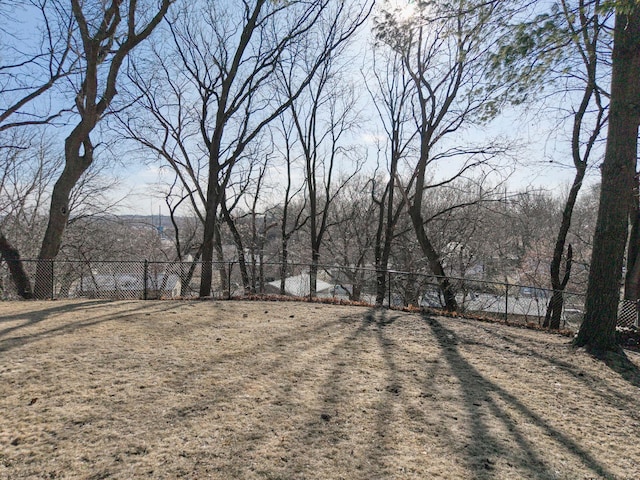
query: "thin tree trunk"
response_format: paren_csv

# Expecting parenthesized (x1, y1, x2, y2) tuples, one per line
(408, 207, 458, 312)
(309, 250, 320, 297)
(624, 181, 640, 301)
(545, 1, 601, 327)
(544, 177, 584, 328)
(280, 241, 289, 295)
(222, 204, 251, 294)
(214, 219, 227, 297)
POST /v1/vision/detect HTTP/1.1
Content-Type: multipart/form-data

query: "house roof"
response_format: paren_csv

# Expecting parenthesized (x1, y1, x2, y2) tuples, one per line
(79, 273, 180, 292)
(267, 273, 334, 296)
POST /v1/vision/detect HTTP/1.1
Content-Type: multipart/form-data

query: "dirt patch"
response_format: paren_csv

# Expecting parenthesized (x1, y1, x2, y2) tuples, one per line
(1, 299, 639, 479)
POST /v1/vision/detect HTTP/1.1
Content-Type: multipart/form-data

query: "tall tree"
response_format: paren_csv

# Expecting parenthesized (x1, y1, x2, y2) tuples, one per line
(0, 0, 78, 297)
(575, 2, 640, 353)
(376, 0, 515, 311)
(324, 175, 378, 301)
(491, 0, 609, 329)
(0, 132, 62, 298)
(283, 46, 364, 296)
(120, 0, 371, 298)
(544, 0, 607, 329)
(272, 115, 309, 295)
(366, 46, 416, 306)
(34, 0, 173, 298)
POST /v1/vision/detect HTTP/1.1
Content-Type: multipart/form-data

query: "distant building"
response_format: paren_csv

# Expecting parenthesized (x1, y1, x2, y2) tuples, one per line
(73, 273, 181, 299)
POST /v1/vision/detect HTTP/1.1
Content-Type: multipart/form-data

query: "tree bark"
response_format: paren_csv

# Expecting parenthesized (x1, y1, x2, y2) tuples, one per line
(544, 244, 573, 329)
(407, 204, 458, 311)
(35, 139, 92, 298)
(0, 232, 33, 299)
(221, 203, 251, 294)
(33, 0, 172, 298)
(575, 6, 640, 353)
(545, 0, 602, 329)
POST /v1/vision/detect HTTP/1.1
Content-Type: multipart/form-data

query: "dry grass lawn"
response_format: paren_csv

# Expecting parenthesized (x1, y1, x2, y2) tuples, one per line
(1, 299, 640, 479)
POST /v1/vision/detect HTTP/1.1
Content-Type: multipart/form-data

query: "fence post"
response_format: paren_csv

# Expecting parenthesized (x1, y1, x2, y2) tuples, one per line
(143, 260, 148, 300)
(388, 271, 392, 307)
(228, 262, 233, 300)
(50, 260, 55, 300)
(505, 282, 509, 322)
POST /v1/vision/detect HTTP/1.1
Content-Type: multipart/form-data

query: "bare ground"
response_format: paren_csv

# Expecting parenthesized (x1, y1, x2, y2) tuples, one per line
(1, 299, 639, 480)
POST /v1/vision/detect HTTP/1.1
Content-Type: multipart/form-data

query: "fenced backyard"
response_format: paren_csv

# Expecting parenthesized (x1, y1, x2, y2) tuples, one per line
(2, 261, 640, 478)
(0, 258, 628, 330)
(2, 299, 640, 479)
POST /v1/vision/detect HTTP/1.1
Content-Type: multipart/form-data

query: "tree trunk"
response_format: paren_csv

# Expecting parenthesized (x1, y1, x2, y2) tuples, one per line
(222, 205, 251, 294)
(575, 7, 640, 353)
(0, 232, 33, 299)
(544, 244, 573, 329)
(373, 186, 389, 306)
(545, 172, 585, 328)
(408, 205, 458, 311)
(280, 241, 289, 296)
(35, 143, 92, 298)
(309, 250, 320, 297)
(199, 195, 217, 297)
(181, 247, 202, 294)
(214, 219, 227, 297)
(374, 164, 401, 306)
(199, 164, 224, 297)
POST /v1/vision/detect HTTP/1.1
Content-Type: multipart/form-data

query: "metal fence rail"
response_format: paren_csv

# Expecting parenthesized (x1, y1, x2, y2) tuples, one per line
(0, 258, 636, 329)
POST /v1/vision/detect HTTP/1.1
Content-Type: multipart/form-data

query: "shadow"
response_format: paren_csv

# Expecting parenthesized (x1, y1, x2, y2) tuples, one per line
(599, 349, 640, 389)
(166, 306, 406, 478)
(0, 300, 117, 341)
(422, 314, 616, 480)
(294, 308, 404, 477)
(471, 322, 640, 408)
(4, 301, 624, 478)
(0, 300, 188, 353)
(164, 306, 621, 478)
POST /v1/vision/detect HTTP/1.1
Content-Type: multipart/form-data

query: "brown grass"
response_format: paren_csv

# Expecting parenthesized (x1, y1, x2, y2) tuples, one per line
(1, 299, 639, 479)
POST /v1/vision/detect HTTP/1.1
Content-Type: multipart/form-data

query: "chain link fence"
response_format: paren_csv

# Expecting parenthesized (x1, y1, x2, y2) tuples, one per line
(1, 258, 637, 329)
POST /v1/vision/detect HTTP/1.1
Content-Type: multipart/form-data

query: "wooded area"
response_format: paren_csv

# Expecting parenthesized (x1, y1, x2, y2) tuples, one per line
(1, 0, 639, 354)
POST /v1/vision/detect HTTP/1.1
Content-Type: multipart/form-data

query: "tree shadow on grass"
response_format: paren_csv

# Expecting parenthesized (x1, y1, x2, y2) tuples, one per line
(423, 314, 616, 480)
(7, 302, 621, 479)
(596, 349, 640, 389)
(474, 325, 640, 405)
(294, 308, 405, 477)
(0, 300, 184, 353)
(0, 300, 113, 337)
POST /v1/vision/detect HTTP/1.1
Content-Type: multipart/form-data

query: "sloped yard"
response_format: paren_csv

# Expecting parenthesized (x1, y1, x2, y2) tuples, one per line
(1, 299, 639, 479)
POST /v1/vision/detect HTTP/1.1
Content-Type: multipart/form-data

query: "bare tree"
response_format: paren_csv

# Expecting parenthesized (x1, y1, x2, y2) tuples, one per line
(542, 0, 607, 329)
(0, 0, 77, 132)
(324, 175, 379, 301)
(0, 0, 79, 297)
(119, 0, 371, 297)
(375, 0, 515, 311)
(283, 48, 365, 296)
(0, 130, 62, 297)
(365, 45, 417, 305)
(272, 115, 309, 295)
(34, 0, 173, 298)
(491, 0, 609, 328)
